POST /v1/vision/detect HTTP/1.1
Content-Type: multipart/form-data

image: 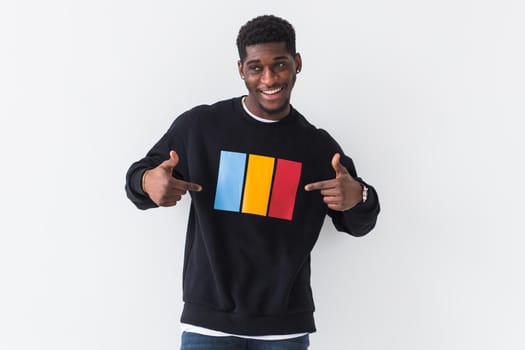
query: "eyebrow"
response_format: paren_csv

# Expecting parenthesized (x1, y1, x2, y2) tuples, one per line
(244, 56, 290, 65)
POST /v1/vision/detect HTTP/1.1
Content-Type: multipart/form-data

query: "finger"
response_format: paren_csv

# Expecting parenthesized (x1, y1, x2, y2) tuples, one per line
(173, 178, 202, 192)
(185, 182, 203, 192)
(305, 179, 337, 191)
(331, 153, 349, 177)
(323, 196, 342, 205)
(327, 203, 343, 211)
(169, 186, 187, 196)
(160, 195, 182, 207)
(320, 188, 342, 197)
(168, 195, 182, 203)
(160, 150, 180, 171)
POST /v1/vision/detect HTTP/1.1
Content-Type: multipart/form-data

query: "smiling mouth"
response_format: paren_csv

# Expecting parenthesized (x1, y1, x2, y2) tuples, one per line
(260, 86, 284, 95)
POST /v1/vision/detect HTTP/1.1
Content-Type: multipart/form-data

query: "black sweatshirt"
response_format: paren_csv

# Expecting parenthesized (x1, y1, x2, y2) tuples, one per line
(125, 97, 380, 335)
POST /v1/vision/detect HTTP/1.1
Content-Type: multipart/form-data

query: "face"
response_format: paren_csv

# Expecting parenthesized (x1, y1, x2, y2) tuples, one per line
(238, 42, 302, 121)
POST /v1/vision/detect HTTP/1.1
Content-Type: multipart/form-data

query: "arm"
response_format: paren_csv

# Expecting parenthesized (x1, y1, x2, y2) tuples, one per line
(328, 181, 380, 237)
(125, 154, 167, 210)
(125, 113, 201, 210)
(305, 152, 380, 237)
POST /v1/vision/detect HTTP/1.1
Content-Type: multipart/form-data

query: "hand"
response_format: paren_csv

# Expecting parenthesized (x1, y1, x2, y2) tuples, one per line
(143, 150, 202, 207)
(304, 153, 363, 211)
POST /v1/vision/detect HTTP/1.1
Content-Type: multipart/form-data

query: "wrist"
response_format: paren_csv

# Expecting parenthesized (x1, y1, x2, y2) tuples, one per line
(141, 169, 151, 194)
(360, 182, 368, 203)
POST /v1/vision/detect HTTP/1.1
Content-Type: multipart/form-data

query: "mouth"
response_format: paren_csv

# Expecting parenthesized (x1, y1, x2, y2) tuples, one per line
(260, 86, 285, 96)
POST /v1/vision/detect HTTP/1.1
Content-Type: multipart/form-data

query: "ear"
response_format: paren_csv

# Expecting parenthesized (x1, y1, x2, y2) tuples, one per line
(294, 53, 302, 73)
(237, 60, 245, 79)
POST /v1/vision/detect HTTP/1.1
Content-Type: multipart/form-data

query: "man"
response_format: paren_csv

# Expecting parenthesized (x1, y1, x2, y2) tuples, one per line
(126, 14, 380, 350)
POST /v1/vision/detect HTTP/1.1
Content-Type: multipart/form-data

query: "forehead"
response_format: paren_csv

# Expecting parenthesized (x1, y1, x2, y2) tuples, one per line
(243, 42, 292, 63)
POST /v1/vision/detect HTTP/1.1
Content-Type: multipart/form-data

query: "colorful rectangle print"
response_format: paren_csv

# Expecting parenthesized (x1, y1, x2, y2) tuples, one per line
(213, 151, 247, 212)
(268, 159, 302, 220)
(213, 150, 302, 221)
(241, 154, 275, 216)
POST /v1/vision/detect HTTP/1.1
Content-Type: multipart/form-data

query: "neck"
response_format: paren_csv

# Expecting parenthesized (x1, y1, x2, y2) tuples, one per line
(243, 96, 290, 121)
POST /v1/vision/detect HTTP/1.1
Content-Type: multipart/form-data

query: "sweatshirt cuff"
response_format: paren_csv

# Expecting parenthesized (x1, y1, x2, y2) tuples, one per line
(350, 184, 378, 213)
(130, 168, 150, 198)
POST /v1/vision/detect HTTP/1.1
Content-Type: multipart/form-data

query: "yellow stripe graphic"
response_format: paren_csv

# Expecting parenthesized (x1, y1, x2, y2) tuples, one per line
(241, 154, 275, 216)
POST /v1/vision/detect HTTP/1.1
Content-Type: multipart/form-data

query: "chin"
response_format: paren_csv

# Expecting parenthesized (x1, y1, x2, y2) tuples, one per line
(258, 99, 290, 116)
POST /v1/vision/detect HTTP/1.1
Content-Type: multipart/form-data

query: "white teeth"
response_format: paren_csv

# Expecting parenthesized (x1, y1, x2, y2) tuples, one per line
(262, 87, 283, 95)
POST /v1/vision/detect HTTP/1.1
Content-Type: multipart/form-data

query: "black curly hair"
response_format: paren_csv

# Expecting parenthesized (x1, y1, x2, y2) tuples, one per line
(236, 15, 296, 63)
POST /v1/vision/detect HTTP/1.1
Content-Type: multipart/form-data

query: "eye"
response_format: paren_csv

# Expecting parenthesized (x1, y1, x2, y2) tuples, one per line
(248, 65, 262, 72)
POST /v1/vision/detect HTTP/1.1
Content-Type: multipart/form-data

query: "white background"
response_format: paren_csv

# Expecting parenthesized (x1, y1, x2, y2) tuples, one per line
(1, 0, 524, 349)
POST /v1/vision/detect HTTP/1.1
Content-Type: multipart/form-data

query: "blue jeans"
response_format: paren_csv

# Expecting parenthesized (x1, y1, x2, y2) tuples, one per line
(180, 331, 310, 350)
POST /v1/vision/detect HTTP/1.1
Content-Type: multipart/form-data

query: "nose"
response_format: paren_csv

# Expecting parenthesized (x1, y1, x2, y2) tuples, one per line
(260, 66, 277, 85)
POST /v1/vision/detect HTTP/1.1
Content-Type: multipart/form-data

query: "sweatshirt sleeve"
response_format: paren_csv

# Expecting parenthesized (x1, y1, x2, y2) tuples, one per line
(327, 183, 380, 237)
(327, 153, 380, 237)
(318, 129, 380, 237)
(125, 112, 190, 210)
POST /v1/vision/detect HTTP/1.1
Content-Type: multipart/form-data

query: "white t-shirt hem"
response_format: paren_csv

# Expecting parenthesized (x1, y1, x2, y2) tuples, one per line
(180, 323, 308, 340)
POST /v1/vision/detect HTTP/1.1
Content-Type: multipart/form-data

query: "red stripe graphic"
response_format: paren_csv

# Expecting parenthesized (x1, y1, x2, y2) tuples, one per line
(268, 159, 302, 220)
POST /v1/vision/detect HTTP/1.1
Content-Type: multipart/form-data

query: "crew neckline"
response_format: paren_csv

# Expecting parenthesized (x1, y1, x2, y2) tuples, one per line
(237, 96, 296, 127)
(242, 97, 279, 123)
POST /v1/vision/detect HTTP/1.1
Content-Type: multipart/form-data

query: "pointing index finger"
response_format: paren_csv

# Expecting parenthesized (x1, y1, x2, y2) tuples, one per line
(304, 179, 337, 191)
(173, 178, 203, 192)
(183, 181, 203, 192)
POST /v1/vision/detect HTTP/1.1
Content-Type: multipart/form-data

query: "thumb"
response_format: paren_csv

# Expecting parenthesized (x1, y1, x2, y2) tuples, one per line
(160, 150, 179, 171)
(331, 153, 348, 177)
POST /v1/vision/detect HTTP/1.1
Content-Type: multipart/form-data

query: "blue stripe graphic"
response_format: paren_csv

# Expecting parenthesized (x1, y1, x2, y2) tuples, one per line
(213, 151, 247, 212)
